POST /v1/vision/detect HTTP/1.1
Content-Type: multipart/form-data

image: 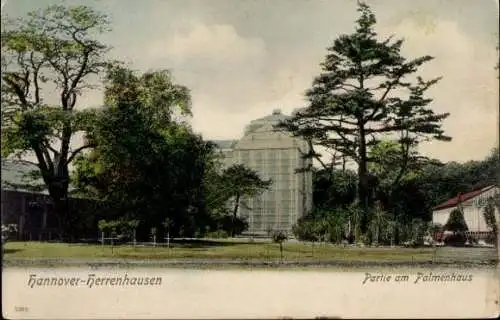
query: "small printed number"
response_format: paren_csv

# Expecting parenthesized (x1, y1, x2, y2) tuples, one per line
(15, 306, 28, 312)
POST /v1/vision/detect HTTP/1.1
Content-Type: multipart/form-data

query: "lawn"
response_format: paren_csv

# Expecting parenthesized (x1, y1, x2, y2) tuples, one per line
(2, 240, 435, 263)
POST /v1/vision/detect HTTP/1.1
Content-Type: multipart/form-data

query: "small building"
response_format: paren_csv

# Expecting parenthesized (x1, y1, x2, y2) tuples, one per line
(432, 185, 499, 240)
(1, 159, 97, 241)
(1, 159, 58, 240)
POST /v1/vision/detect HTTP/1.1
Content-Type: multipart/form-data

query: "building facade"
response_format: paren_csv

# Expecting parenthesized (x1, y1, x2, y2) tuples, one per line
(212, 109, 313, 235)
(1, 159, 97, 241)
(432, 185, 500, 240)
(1, 159, 59, 240)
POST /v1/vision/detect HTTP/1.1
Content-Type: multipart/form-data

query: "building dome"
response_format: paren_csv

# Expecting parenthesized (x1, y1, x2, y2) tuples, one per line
(244, 109, 290, 135)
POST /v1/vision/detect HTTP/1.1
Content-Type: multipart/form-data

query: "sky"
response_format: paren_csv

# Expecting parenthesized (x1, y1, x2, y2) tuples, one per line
(3, 0, 499, 163)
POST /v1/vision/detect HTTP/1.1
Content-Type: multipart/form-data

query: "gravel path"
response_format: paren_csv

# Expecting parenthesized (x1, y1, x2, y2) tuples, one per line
(3, 257, 497, 269)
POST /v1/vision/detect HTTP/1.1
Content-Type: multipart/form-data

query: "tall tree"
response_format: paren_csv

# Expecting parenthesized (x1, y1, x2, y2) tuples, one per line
(1, 5, 110, 240)
(368, 140, 441, 223)
(312, 167, 357, 210)
(278, 2, 450, 233)
(445, 208, 468, 232)
(72, 66, 211, 239)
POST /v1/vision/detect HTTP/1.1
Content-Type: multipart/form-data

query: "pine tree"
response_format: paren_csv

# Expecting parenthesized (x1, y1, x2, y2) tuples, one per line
(445, 208, 468, 232)
(278, 2, 450, 234)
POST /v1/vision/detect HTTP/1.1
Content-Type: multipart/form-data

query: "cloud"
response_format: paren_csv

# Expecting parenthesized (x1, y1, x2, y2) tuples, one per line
(139, 15, 498, 162)
(143, 23, 274, 114)
(139, 21, 326, 141)
(96, 4, 500, 163)
(377, 15, 498, 162)
(149, 23, 266, 67)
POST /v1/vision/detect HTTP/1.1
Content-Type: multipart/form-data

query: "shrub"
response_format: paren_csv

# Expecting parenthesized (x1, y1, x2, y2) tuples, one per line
(272, 230, 288, 261)
(484, 232, 497, 245)
(443, 232, 467, 247)
(445, 208, 468, 232)
(216, 215, 248, 237)
(206, 230, 229, 239)
(292, 219, 318, 243)
(410, 218, 426, 247)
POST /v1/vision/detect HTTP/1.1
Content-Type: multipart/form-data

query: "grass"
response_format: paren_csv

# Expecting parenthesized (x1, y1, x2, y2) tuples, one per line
(2, 241, 435, 263)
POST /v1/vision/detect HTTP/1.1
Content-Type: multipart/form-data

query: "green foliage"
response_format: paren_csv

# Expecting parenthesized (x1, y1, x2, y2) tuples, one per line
(347, 201, 363, 242)
(72, 66, 214, 239)
(97, 220, 109, 233)
(204, 163, 271, 237)
(205, 230, 229, 239)
(272, 230, 288, 244)
(220, 164, 272, 205)
(325, 213, 348, 244)
(416, 148, 499, 209)
(483, 195, 499, 235)
(369, 201, 390, 245)
(445, 208, 468, 232)
(293, 207, 350, 245)
(162, 218, 173, 230)
(409, 218, 427, 246)
(292, 219, 319, 243)
(97, 219, 135, 243)
(103, 63, 192, 128)
(313, 167, 357, 210)
(214, 215, 249, 237)
(277, 2, 450, 233)
(1, 5, 111, 240)
(271, 230, 288, 261)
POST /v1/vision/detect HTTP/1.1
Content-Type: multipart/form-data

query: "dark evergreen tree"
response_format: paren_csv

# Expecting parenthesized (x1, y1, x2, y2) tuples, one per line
(278, 2, 450, 235)
(445, 208, 468, 232)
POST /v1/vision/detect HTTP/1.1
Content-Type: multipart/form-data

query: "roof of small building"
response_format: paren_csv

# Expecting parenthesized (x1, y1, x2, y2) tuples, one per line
(1, 159, 48, 194)
(1, 159, 78, 195)
(433, 185, 497, 211)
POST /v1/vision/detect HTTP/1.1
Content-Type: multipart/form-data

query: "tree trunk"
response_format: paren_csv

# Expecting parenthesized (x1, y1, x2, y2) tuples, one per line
(52, 194, 72, 242)
(357, 125, 370, 234)
(47, 171, 72, 242)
